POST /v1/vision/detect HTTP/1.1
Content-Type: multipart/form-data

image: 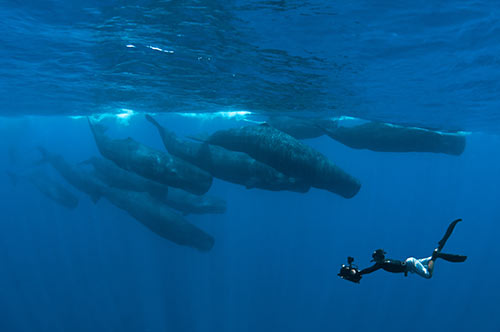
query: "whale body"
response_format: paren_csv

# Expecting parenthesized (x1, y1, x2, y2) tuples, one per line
(203, 124, 361, 198)
(28, 170, 79, 210)
(38, 147, 103, 203)
(321, 120, 466, 155)
(267, 116, 325, 139)
(101, 186, 215, 252)
(88, 118, 213, 195)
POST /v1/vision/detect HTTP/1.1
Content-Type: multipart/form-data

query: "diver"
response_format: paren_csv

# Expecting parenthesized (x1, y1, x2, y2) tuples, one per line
(338, 219, 467, 283)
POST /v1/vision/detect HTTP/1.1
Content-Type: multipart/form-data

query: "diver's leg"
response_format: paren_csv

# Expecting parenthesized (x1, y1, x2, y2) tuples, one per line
(429, 219, 463, 273)
(405, 257, 432, 279)
(426, 251, 466, 278)
(420, 257, 435, 277)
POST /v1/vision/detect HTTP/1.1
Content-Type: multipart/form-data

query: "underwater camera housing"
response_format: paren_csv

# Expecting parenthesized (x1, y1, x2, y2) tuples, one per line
(338, 256, 362, 283)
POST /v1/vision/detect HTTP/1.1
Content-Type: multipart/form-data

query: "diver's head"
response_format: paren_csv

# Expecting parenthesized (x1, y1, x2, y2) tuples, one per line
(371, 249, 386, 262)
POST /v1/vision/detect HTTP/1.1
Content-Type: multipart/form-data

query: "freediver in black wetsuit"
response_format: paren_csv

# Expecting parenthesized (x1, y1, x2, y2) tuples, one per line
(338, 219, 467, 283)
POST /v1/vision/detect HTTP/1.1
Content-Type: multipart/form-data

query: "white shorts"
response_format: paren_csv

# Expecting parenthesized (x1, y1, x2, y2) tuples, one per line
(405, 256, 433, 279)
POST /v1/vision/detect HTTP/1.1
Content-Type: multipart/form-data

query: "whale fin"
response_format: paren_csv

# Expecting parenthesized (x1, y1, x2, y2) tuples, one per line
(186, 134, 209, 143)
(33, 146, 50, 165)
(78, 158, 93, 166)
(313, 118, 338, 134)
(91, 194, 101, 204)
(316, 118, 341, 130)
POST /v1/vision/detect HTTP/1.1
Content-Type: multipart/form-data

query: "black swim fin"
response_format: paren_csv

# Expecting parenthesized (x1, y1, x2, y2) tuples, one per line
(435, 252, 467, 263)
(437, 219, 462, 251)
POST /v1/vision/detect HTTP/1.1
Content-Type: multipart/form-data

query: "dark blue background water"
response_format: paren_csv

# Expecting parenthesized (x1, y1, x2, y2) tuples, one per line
(1, 1, 500, 331)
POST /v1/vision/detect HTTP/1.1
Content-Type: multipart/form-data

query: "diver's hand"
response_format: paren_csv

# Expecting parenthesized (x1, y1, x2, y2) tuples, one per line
(351, 269, 362, 283)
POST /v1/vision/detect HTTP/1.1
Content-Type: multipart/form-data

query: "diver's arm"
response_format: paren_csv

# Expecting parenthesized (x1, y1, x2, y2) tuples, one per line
(358, 264, 381, 275)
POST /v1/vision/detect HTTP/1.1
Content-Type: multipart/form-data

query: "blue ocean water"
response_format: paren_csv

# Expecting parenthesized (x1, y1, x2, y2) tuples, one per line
(1, 1, 500, 332)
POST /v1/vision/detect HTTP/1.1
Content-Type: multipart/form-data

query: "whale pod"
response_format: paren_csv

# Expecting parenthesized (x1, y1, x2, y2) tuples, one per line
(83, 156, 169, 199)
(39, 148, 214, 251)
(84, 155, 226, 215)
(146, 115, 310, 193)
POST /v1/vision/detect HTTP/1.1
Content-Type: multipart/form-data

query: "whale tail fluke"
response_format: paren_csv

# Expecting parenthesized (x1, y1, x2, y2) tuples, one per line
(145, 114, 161, 129)
(87, 117, 109, 139)
(87, 117, 100, 139)
(87, 117, 112, 156)
(145, 114, 179, 147)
